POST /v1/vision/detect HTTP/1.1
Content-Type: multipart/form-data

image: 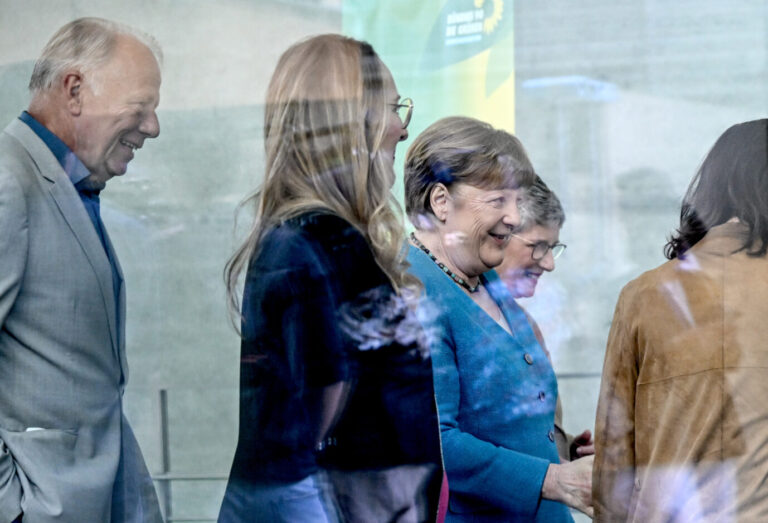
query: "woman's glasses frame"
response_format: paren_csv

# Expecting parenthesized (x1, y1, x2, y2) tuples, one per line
(389, 97, 413, 129)
(510, 233, 567, 261)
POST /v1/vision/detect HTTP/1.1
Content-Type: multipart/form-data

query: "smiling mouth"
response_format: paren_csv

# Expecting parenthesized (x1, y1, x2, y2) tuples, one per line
(488, 232, 509, 244)
(120, 139, 140, 151)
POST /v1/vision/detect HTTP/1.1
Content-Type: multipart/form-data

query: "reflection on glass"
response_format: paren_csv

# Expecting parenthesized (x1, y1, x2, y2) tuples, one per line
(594, 119, 768, 521)
(218, 34, 442, 523)
(405, 116, 593, 520)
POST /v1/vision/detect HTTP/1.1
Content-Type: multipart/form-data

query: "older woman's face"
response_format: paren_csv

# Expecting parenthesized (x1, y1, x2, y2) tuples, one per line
(498, 224, 560, 298)
(441, 183, 520, 278)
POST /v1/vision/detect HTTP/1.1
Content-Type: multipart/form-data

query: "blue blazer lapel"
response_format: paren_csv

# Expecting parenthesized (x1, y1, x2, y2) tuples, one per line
(484, 272, 545, 359)
(8, 119, 121, 361)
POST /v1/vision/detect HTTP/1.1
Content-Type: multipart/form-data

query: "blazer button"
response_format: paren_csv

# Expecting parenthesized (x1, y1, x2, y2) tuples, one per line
(538, 391, 546, 401)
(548, 430, 555, 442)
(524, 353, 533, 365)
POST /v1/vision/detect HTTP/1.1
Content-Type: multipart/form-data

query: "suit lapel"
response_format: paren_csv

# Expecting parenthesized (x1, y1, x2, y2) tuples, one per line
(7, 119, 121, 361)
(49, 182, 121, 357)
(103, 227, 128, 383)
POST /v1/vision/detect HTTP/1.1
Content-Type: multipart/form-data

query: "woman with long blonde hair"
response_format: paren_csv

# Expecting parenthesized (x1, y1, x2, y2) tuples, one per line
(219, 34, 442, 522)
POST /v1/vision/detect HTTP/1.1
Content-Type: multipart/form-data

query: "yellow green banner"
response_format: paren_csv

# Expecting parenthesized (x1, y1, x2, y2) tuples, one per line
(343, 0, 516, 136)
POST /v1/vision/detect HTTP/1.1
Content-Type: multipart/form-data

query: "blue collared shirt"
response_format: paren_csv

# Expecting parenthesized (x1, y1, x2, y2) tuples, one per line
(19, 111, 91, 187)
(19, 110, 112, 250)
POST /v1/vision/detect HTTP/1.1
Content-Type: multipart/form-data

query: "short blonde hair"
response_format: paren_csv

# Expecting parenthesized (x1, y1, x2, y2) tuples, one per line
(404, 116, 536, 226)
(29, 17, 162, 94)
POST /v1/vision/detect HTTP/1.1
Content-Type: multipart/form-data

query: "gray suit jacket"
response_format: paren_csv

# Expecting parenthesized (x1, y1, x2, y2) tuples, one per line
(0, 118, 162, 522)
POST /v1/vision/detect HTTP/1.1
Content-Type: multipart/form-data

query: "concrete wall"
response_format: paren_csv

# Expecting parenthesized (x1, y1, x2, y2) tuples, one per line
(513, 2, 768, 458)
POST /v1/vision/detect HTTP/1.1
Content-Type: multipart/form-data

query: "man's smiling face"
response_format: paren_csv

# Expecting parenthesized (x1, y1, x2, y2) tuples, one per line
(73, 34, 160, 189)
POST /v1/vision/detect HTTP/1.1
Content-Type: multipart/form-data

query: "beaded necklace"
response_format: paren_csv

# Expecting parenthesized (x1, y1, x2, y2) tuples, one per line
(410, 232, 480, 293)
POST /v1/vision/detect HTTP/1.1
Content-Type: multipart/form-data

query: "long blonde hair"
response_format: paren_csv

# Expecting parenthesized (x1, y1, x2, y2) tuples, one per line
(225, 34, 416, 328)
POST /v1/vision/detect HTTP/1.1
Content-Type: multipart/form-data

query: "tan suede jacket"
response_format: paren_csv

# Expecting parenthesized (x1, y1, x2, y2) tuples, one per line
(594, 222, 768, 522)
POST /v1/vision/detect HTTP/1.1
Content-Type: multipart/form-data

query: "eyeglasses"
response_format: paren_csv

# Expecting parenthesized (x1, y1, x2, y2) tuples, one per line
(389, 97, 413, 129)
(510, 233, 567, 261)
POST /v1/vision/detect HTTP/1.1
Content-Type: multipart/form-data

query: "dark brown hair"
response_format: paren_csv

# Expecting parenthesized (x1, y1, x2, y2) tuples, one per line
(665, 119, 768, 259)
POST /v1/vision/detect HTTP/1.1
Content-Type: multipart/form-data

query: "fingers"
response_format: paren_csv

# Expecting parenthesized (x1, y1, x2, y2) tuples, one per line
(571, 429, 595, 459)
(542, 457, 595, 514)
(574, 429, 593, 444)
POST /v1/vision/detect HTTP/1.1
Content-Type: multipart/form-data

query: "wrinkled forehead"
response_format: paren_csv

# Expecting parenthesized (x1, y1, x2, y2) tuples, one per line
(101, 35, 160, 76)
(517, 222, 562, 238)
(88, 35, 161, 96)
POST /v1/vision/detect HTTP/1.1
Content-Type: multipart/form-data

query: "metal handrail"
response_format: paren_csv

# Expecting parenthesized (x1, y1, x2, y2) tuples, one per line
(154, 389, 230, 522)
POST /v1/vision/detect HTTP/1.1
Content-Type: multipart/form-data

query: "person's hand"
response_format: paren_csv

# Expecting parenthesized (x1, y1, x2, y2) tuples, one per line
(570, 429, 595, 459)
(541, 455, 594, 517)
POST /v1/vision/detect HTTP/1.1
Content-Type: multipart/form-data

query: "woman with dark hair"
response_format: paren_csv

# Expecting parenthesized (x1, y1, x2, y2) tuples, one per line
(594, 119, 768, 522)
(665, 120, 768, 259)
(218, 34, 441, 522)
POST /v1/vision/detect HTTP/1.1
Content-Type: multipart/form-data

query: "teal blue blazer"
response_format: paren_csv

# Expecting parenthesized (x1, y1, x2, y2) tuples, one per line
(408, 246, 573, 522)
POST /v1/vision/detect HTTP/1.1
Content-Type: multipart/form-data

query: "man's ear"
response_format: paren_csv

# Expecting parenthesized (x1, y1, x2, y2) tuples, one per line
(429, 183, 450, 222)
(62, 72, 83, 116)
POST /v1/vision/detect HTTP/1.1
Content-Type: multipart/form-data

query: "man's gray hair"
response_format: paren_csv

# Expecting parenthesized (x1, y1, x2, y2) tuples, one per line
(518, 175, 565, 232)
(29, 17, 162, 94)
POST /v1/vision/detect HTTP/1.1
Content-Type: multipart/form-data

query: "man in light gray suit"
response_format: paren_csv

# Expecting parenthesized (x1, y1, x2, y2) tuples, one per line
(0, 18, 164, 522)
